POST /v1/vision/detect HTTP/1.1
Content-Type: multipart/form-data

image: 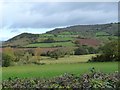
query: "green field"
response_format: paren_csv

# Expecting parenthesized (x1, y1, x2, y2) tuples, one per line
(37, 37, 74, 42)
(96, 31, 110, 36)
(53, 37, 74, 41)
(2, 54, 118, 80)
(25, 41, 75, 48)
(2, 62, 118, 80)
(40, 54, 96, 64)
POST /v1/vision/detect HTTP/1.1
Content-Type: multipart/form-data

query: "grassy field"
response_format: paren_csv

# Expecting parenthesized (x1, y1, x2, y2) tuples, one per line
(40, 54, 96, 64)
(2, 62, 118, 80)
(38, 33, 75, 41)
(37, 37, 74, 42)
(53, 37, 74, 41)
(2, 54, 118, 80)
(96, 31, 110, 36)
(25, 41, 75, 48)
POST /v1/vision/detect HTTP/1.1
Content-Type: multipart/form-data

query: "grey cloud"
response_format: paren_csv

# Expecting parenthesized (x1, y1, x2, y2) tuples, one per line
(10, 29, 20, 33)
(31, 2, 117, 15)
(3, 2, 118, 29)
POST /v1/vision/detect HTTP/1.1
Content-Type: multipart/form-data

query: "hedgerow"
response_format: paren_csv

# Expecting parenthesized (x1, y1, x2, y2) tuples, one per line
(2, 71, 120, 89)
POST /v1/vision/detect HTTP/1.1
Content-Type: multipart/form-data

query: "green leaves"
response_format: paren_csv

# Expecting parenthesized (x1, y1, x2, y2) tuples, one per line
(2, 53, 12, 67)
(2, 72, 120, 89)
(89, 40, 119, 62)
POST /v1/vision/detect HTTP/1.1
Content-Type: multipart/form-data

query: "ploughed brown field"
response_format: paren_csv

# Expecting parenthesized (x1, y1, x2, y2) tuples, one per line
(2, 47, 59, 54)
(76, 39, 101, 47)
(2, 47, 76, 55)
(1, 39, 101, 53)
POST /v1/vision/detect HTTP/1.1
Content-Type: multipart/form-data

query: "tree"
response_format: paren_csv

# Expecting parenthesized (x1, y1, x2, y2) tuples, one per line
(54, 34, 58, 37)
(48, 49, 66, 59)
(3, 47, 15, 61)
(2, 53, 12, 67)
(74, 46, 88, 55)
(87, 46, 97, 54)
(14, 49, 25, 62)
(34, 48, 41, 62)
(43, 37, 55, 43)
(100, 41, 118, 61)
(89, 41, 119, 62)
(23, 52, 32, 64)
(74, 40, 80, 47)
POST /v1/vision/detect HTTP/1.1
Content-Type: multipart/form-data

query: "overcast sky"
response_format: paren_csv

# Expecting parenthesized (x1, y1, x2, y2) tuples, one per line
(0, 1, 118, 41)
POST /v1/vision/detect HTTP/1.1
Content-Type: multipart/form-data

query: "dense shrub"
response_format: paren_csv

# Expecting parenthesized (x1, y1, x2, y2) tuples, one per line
(33, 48, 41, 62)
(47, 48, 73, 59)
(74, 45, 97, 55)
(74, 46, 88, 55)
(43, 37, 55, 43)
(88, 55, 115, 62)
(48, 49, 65, 59)
(2, 53, 12, 67)
(87, 46, 97, 54)
(2, 71, 120, 89)
(14, 49, 25, 62)
(2, 47, 42, 66)
(22, 52, 32, 64)
(3, 47, 16, 61)
(41, 48, 74, 57)
(89, 41, 119, 62)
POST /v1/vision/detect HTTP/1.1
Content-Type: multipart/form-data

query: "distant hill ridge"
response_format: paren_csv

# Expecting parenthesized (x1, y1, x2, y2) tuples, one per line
(47, 23, 118, 35)
(3, 23, 118, 47)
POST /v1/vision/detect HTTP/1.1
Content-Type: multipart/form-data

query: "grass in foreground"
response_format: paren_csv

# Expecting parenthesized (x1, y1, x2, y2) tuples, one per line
(2, 62, 118, 80)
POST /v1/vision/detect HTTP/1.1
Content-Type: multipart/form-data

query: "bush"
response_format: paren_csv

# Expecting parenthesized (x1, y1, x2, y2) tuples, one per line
(89, 41, 119, 62)
(74, 45, 97, 55)
(21, 52, 33, 64)
(14, 49, 25, 62)
(48, 49, 61, 59)
(88, 54, 117, 62)
(2, 71, 120, 89)
(74, 46, 88, 55)
(3, 47, 16, 61)
(2, 53, 12, 67)
(43, 37, 55, 43)
(87, 46, 97, 54)
(48, 49, 66, 59)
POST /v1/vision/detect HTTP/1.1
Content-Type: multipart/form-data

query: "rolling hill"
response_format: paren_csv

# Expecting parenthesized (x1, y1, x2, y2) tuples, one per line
(2, 23, 118, 48)
(46, 23, 118, 36)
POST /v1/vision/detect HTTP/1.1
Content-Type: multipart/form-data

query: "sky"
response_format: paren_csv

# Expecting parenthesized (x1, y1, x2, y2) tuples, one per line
(0, 0, 118, 41)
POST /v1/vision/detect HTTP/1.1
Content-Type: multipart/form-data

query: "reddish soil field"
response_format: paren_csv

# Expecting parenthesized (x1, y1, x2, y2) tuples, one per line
(2, 47, 58, 54)
(2, 47, 75, 54)
(76, 39, 101, 47)
(39, 48, 58, 53)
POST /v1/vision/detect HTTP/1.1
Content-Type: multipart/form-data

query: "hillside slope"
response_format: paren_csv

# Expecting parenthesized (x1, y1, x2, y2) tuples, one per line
(3, 33, 39, 47)
(3, 23, 118, 47)
(47, 23, 118, 36)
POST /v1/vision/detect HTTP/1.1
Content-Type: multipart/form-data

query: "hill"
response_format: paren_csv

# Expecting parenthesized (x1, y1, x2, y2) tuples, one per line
(2, 23, 118, 48)
(3, 33, 39, 47)
(46, 23, 118, 36)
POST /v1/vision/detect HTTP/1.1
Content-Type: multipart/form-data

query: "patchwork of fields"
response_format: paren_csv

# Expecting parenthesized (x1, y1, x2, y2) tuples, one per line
(1, 23, 118, 83)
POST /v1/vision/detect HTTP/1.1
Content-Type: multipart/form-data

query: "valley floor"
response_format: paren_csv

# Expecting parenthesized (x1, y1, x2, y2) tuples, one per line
(2, 60, 118, 80)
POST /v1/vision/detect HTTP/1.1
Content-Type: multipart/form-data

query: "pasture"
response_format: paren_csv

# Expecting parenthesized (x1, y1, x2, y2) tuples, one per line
(25, 41, 75, 48)
(40, 54, 96, 64)
(2, 54, 118, 80)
